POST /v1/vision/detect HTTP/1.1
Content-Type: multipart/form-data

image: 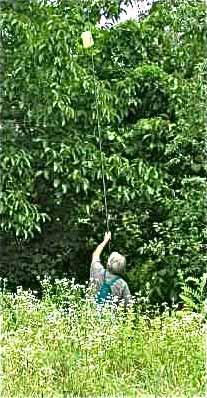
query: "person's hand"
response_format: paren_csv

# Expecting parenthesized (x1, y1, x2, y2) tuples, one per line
(104, 231, 111, 243)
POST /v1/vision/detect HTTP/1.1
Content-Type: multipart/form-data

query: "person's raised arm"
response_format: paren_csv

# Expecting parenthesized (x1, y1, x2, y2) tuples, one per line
(92, 231, 111, 260)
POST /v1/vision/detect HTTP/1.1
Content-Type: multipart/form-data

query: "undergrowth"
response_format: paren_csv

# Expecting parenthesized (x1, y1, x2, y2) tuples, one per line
(0, 277, 206, 398)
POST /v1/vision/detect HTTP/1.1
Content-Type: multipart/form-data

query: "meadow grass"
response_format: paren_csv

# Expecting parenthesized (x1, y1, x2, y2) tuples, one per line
(0, 278, 206, 398)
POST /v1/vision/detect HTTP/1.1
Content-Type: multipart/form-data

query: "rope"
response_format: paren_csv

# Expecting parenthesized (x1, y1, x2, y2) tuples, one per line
(90, 51, 110, 233)
(83, 3, 110, 238)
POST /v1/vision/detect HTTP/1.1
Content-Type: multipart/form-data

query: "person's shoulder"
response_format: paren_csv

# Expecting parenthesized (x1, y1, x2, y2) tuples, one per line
(90, 256, 105, 281)
(116, 277, 128, 289)
(91, 256, 103, 269)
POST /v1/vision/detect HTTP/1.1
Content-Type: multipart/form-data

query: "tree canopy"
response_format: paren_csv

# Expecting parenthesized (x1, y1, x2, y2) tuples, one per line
(0, 0, 206, 303)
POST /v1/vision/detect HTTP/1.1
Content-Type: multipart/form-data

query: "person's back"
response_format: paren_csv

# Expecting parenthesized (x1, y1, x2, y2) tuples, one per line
(90, 232, 131, 306)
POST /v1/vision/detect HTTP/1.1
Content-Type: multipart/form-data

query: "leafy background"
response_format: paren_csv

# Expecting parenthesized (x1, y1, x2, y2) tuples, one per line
(0, 0, 206, 303)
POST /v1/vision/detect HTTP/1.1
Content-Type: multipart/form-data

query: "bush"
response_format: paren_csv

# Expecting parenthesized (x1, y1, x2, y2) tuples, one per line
(1, 278, 206, 398)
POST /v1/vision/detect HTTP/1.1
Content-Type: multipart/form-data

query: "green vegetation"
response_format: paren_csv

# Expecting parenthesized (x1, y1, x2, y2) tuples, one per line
(0, 0, 206, 303)
(1, 1, 206, 396)
(1, 278, 206, 398)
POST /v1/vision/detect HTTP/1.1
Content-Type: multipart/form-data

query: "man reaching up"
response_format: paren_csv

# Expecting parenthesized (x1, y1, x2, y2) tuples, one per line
(90, 232, 131, 306)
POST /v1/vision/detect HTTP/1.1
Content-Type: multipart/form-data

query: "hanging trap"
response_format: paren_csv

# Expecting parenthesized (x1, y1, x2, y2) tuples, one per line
(81, 31, 94, 48)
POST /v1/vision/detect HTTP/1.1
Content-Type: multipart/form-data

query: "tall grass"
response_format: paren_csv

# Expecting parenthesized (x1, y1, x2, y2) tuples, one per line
(0, 278, 206, 398)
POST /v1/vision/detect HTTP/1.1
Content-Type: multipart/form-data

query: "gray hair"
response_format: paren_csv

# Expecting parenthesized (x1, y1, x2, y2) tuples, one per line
(107, 251, 126, 275)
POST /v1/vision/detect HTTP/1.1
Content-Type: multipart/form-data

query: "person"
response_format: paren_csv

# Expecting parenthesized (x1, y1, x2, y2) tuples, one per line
(90, 231, 131, 306)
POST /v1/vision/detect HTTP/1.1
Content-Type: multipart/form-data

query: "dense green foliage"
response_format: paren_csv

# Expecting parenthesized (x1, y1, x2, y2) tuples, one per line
(1, 279, 206, 397)
(0, 0, 206, 302)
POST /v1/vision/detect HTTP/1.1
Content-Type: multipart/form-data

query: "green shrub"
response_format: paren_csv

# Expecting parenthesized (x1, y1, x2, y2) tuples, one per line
(1, 279, 206, 398)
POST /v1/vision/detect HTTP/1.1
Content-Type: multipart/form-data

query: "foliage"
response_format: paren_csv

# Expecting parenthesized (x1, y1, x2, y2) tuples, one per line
(0, 0, 206, 303)
(178, 271, 207, 314)
(1, 278, 206, 398)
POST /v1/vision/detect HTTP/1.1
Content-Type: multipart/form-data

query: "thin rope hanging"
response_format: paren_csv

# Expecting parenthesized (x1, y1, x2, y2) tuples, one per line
(81, 29, 110, 233)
